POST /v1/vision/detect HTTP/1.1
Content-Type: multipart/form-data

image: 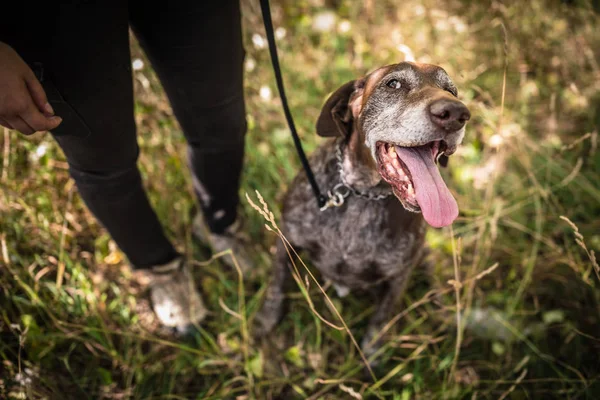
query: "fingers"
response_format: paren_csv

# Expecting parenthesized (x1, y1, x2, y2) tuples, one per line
(6, 116, 35, 135)
(0, 43, 62, 135)
(25, 74, 54, 116)
(20, 103, 62, 133)
(2, 79, 63, 135)
(0, 117, 14, 130)
(21, 76, 63, 132)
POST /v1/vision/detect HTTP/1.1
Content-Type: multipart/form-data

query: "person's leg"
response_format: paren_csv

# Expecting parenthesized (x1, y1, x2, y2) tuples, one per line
(128, 0, 247, 237)
(3, 2, 179, 269)
(1, 2, 205, 331)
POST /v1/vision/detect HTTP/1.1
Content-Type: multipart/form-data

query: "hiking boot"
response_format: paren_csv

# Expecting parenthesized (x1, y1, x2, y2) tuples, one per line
(192, 214, 253, 273)
(137, 256, 207, 334)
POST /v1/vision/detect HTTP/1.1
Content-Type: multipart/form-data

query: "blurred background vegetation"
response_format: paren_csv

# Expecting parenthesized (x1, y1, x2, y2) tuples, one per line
(1, 0, 599, 398)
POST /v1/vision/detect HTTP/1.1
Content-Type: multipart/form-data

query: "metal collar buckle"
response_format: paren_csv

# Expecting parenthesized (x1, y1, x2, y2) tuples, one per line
(320, 183, 351, 211)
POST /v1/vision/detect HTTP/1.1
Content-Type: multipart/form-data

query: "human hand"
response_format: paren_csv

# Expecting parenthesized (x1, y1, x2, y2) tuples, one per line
(0, 42, 62, 135)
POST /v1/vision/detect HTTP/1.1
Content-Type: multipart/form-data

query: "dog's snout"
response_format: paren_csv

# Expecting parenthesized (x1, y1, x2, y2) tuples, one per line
(429, 99, 471, 132)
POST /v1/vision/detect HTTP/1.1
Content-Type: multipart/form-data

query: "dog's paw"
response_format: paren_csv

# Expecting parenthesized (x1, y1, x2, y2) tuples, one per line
(252, 299, 284, 338)
(253, 313, 277, 337)
(360, 329, 384, 367)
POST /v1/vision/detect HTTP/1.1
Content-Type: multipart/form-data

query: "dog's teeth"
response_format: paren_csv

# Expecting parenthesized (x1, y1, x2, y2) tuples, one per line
(388, 146, 396, 155)
(386, 164, 396, 176)
(407, 186, 415, 196)
(395, 166, 408, 180)
(391, 158, 402, 170)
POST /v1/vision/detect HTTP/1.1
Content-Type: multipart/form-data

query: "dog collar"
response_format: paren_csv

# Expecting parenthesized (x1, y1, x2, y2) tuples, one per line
(320, 140, 393, 211)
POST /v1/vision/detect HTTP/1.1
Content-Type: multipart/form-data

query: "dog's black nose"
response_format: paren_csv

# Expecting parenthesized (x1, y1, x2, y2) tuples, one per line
(429, 99, 471, 132)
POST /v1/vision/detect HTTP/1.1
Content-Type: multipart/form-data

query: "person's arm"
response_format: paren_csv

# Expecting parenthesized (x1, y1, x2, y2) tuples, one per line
(0, 41, 62, 135)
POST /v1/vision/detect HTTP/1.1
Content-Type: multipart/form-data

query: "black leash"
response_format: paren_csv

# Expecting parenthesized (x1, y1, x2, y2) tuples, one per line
(259, 0, 328, 209)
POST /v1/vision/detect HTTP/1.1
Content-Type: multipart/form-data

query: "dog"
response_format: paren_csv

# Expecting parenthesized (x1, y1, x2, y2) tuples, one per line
(255, 61, 470, 358)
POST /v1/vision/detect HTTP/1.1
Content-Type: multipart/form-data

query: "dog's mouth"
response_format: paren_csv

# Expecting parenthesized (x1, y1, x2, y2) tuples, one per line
(376, 141, 458, 228)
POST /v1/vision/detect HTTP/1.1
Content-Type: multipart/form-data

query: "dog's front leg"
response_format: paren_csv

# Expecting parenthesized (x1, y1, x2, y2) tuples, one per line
(361, 273, 411, 362)
(253, 239, 292, 336)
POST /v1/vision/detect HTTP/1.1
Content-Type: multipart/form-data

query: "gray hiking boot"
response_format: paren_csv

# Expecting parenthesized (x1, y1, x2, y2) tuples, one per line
(137, 256, 208, 334)
(192, 214, 253, 273)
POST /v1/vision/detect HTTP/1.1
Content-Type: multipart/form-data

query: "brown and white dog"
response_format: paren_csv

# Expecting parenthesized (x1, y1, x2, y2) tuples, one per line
(255, 62, 470, 358)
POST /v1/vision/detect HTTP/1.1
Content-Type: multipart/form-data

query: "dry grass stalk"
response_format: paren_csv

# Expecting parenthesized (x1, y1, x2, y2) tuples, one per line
(245, 190, 378, 382)
(560, 216, 600, 282)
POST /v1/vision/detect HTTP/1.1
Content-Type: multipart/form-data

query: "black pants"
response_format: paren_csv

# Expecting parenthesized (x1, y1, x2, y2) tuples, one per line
(2, 1, 247, 268)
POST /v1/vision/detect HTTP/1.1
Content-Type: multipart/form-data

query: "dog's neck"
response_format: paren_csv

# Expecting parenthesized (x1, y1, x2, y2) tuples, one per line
(340, 127, 387, 192)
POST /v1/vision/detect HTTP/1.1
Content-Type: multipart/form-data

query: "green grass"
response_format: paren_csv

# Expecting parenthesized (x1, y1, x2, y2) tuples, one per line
(1, 0, 600, 398)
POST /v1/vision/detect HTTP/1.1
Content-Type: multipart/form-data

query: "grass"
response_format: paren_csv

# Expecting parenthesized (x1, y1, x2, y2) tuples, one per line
(1, 0, 600, 398)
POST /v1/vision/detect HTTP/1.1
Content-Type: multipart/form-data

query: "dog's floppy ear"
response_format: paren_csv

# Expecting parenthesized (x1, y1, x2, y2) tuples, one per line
(316, 80, 363, 138)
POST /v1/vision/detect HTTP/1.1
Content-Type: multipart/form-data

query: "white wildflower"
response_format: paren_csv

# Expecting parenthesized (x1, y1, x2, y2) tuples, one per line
(338, 20, 351, 34)
(30, 143, 47, 163)
(259, 86, 272, 101)
(245, 57, 256, 72)
(312, 11, 336, 33)
(252, 33, 266, 49)
(132, 58, 144, 71)
(489, 134, 504, 148)
(275, 27, 286, 40)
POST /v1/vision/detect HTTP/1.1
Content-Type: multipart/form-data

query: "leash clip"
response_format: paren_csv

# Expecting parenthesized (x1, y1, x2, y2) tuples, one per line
(320, 184, 350, 211)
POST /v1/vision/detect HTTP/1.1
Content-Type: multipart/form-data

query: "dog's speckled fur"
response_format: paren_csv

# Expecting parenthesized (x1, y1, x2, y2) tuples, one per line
(255, 62, 469, 357)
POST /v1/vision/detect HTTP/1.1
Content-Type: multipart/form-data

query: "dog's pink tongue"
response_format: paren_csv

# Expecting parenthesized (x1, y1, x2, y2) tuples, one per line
(394, 145, 458, 228)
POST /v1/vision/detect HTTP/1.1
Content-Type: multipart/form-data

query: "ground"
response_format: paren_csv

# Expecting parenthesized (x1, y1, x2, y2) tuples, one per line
(1, 0, 600, 399)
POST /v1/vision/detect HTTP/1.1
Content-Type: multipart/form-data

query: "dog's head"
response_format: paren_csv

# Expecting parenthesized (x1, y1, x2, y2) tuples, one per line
(317, 62, 470, 228)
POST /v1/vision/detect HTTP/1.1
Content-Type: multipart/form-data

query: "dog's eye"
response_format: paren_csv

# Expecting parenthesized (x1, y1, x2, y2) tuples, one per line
(386, 79, 402, 89)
